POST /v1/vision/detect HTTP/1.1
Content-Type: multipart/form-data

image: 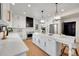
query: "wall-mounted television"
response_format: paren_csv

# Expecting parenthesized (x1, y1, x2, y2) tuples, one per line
(62, 22, 76, 36)
(26, 17, 33, 27)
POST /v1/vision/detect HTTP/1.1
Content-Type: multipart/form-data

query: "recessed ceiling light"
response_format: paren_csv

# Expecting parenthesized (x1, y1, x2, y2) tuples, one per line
(61, 9, 64, 12)
(12, 3, 15, 5)
(27, 4, 31, 7)
(23, 12, 26, 14)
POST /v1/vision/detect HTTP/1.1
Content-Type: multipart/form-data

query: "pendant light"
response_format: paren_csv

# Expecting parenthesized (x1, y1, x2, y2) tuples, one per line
(40, 10, 45, 23)
(54, 3, 61, 20)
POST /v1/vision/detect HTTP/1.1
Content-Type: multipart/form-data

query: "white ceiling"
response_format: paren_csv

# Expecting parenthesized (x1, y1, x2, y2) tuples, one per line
(11, 3, 79, 20)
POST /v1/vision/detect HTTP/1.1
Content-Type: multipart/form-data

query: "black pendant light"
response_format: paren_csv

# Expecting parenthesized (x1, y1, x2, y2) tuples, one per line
(40, 10, 45, 23)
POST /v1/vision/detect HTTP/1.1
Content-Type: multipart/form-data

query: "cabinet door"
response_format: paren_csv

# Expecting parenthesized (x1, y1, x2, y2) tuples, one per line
(32, 34, 42, 48)
(46, 37, 56, 56)
(32, 34, 35, 43)
(38, 35, 43, 48)
(40, 36, 46, 50)
(43, 37, 48, 52)
(35, 34, 40, 46)
(36, 35, 46, 51)
(32, 34, 38, 45)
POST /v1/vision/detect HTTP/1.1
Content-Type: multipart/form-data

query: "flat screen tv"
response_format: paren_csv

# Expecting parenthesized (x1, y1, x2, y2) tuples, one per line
(26, 17, 33, 27)
(62, 22, 76, 36)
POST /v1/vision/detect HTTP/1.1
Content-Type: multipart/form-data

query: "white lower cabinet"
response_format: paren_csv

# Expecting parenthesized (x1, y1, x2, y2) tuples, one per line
(32, 34, 36, 43)
(32, 33, 56, 56)
(40, 36, 46, 50)
(46, 37, 56, 56)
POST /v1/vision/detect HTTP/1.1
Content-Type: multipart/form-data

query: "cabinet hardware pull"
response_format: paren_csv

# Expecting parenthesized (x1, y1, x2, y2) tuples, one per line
(48, 39, 51, 41)
(38, 39, 40, 43)
(44, 42, 46, 46)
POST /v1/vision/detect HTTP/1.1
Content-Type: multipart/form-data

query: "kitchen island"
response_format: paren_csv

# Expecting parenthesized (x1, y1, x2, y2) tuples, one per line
(0, 32, 29, 56)
(32, 33, 75, 56)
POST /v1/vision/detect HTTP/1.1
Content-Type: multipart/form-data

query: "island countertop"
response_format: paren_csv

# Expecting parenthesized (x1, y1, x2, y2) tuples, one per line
(0, 33, 29, 56)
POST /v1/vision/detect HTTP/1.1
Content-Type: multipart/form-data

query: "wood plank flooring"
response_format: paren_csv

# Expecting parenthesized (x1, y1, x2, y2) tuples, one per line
(23, 38, 48, 56)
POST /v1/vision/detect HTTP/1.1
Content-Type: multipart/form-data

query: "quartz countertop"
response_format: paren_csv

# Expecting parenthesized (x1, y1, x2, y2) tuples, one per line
(34, 32, 75, 44)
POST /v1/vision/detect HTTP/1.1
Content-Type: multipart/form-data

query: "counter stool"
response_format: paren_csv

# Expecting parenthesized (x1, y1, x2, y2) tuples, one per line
(60, 43, 79, 56)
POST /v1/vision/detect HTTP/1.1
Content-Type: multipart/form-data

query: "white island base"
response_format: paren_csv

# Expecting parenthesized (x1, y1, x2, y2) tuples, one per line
(32, 33, 75, 56)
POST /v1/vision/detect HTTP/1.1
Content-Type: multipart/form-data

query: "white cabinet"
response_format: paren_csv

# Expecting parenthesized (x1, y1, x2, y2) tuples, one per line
(32, 33, 37, 44)
(12, 28, 27, 40)
(20, 29, 27, 40)
(32, 33, 56, 56)
(40, 36, 47, 50)
(46, 37, 56, 55)
(32, 33, 39, 46)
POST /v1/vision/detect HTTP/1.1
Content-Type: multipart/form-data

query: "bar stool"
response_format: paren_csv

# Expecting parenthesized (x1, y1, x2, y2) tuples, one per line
(60, 43, 79, 56)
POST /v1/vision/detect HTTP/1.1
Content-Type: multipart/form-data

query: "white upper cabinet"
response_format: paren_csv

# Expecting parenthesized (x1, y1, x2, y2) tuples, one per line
(12, 15, 26, 28)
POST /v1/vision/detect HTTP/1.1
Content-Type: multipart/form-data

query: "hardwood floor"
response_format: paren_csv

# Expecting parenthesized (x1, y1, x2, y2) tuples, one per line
(23, 38, 48, 56)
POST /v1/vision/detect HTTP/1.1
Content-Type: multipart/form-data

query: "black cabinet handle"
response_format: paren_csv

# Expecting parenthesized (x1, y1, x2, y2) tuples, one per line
(48, 39, 51, 41)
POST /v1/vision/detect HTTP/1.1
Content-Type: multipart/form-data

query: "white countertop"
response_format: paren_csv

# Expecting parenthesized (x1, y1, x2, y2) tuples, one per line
(0, 33, 29, 56)
(34, 33, 75, 44)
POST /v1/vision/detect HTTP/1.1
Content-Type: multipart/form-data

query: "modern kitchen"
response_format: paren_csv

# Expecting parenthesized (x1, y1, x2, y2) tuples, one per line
(0, 3, 79, 56)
